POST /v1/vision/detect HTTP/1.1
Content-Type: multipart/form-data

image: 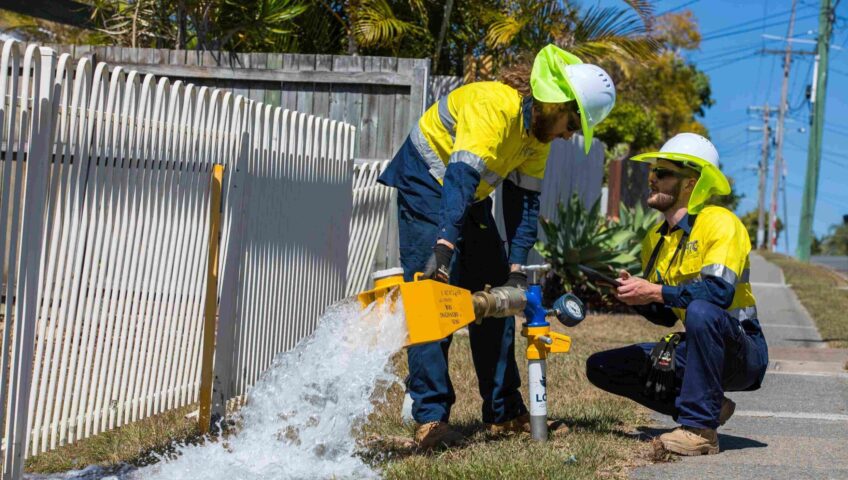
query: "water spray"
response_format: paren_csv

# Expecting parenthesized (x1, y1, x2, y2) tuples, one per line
(359, 264, 585, 441)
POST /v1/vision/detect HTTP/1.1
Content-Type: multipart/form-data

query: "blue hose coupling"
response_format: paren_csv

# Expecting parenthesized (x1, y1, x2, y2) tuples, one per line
(523, 284, 549, 327)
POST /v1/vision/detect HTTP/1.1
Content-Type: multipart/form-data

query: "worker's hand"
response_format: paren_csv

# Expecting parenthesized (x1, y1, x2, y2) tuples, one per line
(503, 271, 528, 290)
(615, 275, 663, 306)
(423, 243, 453, 283)
(619, 270, 632, 281)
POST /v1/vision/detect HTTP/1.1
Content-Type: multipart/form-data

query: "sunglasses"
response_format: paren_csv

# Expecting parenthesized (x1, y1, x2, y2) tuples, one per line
(651, 167, 691, 180)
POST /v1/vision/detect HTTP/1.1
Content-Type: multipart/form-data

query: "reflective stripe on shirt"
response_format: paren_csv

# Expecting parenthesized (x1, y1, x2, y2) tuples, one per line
(438, 96, 456, 137)
(506, 170, 544, 192)
(410, 124, 446, 180)
(701, 264, 739, 285)
(451, 150, 504, 187)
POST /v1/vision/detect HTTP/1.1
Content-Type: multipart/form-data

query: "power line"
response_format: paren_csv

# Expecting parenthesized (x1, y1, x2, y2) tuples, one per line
(699, 4, 813, 39)
(702, 13, 819, 42)
(703, 52, 762, 72)
(723, 139, 760, 156)
(689, 41, 764, 64)
(789, 59, 815, 113)
(788, 182, 848, 209)
(659, 0, 699, 15)
(708, 116, 759, 133)
(755, 0, 771, 102)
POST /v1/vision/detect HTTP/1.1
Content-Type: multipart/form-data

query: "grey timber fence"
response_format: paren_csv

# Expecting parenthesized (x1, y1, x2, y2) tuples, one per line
(19, 44, 429, 162)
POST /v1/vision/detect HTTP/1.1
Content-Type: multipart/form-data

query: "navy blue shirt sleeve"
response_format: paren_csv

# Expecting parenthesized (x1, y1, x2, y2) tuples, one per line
(661, 275, 736, 309)
(502, 179, 540, 265)
(633, 302, 679, 327)
(437, 161, 481, 245)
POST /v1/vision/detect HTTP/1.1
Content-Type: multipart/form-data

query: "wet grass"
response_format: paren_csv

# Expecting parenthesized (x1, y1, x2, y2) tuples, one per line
(760, 251, 848, 349)
(361, 313, 676, 479)
(25, 405, 202, 474)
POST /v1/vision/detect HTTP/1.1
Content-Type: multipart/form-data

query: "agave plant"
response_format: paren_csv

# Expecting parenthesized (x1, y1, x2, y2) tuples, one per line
(614, 201, 661, 267)
(535, 194, 639, 292)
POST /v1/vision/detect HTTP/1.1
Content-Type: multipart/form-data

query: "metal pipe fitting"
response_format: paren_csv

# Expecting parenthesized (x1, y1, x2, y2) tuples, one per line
(521, 264, 551, 284)
(472, 286, 527, 319)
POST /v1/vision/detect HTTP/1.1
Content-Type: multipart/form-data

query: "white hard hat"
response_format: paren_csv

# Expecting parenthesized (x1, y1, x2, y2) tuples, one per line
(658, 133, 720, 168)
(530, 45, 616, 153)
(563, 64, 616, 143)
(630, 132, 730, 214)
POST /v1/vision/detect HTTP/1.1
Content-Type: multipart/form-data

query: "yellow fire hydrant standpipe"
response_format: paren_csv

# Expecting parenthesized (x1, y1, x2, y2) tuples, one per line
(358, 265, 586, 441)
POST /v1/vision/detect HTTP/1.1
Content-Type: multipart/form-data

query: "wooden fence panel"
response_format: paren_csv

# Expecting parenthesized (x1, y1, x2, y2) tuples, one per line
(29, 46, 430, 162)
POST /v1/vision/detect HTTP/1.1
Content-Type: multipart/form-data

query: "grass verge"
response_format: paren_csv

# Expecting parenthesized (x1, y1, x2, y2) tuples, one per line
(760, 251, 848, 349)
(25, 405, 201, 474)
(362, 313, 675, 479)
(26, 314, 674, 478)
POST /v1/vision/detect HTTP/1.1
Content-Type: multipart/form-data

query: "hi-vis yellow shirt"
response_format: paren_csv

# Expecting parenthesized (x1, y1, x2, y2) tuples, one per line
(641, 206, 757, 323)
(410, 81, 551, 200)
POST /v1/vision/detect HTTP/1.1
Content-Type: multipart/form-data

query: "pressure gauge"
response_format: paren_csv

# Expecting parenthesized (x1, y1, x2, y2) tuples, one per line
(553, 293, 585, 328)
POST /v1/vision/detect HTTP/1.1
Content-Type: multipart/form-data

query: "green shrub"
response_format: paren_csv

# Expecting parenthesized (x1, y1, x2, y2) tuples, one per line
(535, 195, 660, 306)
(616, 201, 661, 264)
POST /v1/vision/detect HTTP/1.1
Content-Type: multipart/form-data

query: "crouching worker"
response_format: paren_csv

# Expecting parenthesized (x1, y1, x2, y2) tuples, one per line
(377, 45, 615, 449)
(586, 133, 769, 456)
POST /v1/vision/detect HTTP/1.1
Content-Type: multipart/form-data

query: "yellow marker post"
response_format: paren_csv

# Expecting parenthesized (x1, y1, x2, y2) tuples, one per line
(198, 164, 225, 435)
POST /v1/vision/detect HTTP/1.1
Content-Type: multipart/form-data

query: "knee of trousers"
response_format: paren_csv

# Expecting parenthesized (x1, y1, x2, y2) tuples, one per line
(685, 299, 722, 337)
(585, 351, 610, 387)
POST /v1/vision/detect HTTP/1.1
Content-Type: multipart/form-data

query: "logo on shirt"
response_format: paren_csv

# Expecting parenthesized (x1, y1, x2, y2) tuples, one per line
(684, 240, 699, 253)
(520, 146, 538, 157)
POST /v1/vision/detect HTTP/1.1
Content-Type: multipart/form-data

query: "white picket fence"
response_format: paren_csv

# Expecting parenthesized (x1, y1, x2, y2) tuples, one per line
(346, 160, 392, 296)
(0, 40, 357, 478)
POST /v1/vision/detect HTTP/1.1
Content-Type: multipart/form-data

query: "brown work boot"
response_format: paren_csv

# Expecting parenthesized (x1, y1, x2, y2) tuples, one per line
(486, 413, 569, 436)
(659, 426, 719, 456)
(486, 413, 531, 435)
(414, 421, 463, 449)
(719, 397, 736, 426)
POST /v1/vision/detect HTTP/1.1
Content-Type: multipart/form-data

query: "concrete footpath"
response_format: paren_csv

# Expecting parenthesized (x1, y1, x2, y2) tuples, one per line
(632, 253, 848, 480)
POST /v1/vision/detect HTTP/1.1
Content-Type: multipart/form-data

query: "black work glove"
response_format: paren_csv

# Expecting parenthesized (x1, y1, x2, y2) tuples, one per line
(503, 271, 528, 290)
(643, 333, 682, 401)
(423, 243, 453, 283)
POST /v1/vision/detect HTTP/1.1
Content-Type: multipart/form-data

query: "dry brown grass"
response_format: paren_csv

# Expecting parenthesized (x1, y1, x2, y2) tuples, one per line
(760, 251, 848, 348)
(361, 313, 676, 479)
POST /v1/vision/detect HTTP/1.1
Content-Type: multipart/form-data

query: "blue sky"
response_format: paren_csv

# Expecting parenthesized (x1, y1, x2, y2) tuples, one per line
(597, 0, 848, 255)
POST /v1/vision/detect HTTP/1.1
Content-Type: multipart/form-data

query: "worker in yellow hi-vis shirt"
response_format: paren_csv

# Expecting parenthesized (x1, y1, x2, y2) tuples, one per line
(377, 44, 616, 449)
(586, 133, 769, 457)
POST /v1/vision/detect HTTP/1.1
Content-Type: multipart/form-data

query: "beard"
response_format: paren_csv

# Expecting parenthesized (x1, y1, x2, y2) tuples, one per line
(647, 180, 682, 212)
(531, 108, 562, 144)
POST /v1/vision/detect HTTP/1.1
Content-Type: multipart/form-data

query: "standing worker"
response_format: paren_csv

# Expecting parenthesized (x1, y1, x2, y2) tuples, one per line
(378, 44, 616, 449)
(586, 133, 769, 456)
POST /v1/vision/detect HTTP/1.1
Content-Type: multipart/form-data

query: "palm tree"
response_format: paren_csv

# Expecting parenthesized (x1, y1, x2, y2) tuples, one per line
(480, 0, 659, 77)
(339, 0, 431, 56)
(88, 0, 310, 52)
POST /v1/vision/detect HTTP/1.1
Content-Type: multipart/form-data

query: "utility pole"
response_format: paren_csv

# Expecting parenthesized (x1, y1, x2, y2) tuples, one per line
(758, 106, 771, 250)
(798, 0, 835, 261)
(782, 165, 791, 253)
(770, 0, 797, 251)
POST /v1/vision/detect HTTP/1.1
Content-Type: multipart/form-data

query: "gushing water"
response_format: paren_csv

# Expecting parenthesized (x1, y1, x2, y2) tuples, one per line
(33, 297, 407, 480)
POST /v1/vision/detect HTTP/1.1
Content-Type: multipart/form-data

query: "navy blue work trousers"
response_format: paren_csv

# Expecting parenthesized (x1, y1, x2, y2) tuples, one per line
(379, 137, 527, 424)
(586, 300, 768, 429)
